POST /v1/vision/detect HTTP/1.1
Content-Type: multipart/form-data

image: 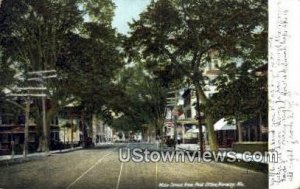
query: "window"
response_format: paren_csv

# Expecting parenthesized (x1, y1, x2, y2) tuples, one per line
(213, 59, 219, 68)
(18, 115, 25, 124)
(208, 62, 212, 70)
(51, 116, 59, 125)
(186, 110, 192, 118)
(1, 115, 13, 124)
(1, 134, 9, 143)
(184, 95, 191, 106)
(29, 134, 35, 142)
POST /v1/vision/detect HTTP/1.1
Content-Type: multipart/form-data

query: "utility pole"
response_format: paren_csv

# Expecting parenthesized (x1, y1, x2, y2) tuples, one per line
(23, 96, 30, 160)
(42, 94, 48, 152)
(81, 111, 86, 147)
(28, 70, 56, 154)
(167, 90, 179, 149)
(7, 70, 56, 159)
(7, 93, 46, 160)
(173, 108, 178, 148)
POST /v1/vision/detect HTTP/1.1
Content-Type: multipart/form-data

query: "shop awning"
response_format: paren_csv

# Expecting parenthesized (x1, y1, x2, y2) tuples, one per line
(186, 126, 206, 133)
(214, 118, 236, 131)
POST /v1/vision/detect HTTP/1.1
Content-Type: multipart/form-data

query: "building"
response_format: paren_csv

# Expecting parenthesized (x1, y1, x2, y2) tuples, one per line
(92, 114, 113, 145)
(57, 108, 81, 147)
(166, 50, 268, 148)
(0, 101, 86, 154)
(141, 124, 156, 143)
(174, 49, 223, 146)
(0, 110, 60, 154)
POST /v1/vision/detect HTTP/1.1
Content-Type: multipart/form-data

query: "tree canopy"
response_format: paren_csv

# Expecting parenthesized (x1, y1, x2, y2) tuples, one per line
(0, 0, 123, 150)
(125, 0, 267, 151)
(0, 0, 123, 110)
(0, 0, 268, 151)
(111, 66, 168, 134)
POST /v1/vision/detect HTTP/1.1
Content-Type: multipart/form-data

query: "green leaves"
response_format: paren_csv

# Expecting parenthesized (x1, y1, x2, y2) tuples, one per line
(0, 47, 14, 91)
(80, 0, 115, 25)
(127, 0, 267, 76)
(110, 66, 168, 132)
(209, 62, 266, 122)
(126, 0, 267, 120)
(0, 0, 123, 120)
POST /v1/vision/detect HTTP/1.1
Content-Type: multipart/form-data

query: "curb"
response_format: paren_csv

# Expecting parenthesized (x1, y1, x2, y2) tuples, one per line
(0, 146, 83, 164)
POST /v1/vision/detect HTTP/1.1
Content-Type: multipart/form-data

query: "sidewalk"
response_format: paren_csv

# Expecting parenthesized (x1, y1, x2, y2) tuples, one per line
(0, 146, 82, 163)
(176, 144, 269, 164)
(94, 142, 114, 147)
(176, 144, 232, 152)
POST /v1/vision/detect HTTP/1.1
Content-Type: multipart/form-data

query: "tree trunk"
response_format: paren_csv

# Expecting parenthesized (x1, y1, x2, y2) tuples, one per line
(173, 114, 177, 148)
(157, 118, 165, 148)
(45, 114, 52, 152)
(37, 136, 44, 152)
(195, 85, 218, 152)
(37, 106, 56, 152)
(195, 90, 204, 157)
(259, 112, 263, 141)
(71, 125, 74, 148)
(205, 114, 218, 152)
(64, 127, 66, 145)
(236, 116, 243, 142)
(81, 111, 86, 147)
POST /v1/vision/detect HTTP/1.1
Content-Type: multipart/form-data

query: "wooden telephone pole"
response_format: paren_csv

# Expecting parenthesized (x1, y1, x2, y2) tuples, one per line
(7, 70, 56, 159)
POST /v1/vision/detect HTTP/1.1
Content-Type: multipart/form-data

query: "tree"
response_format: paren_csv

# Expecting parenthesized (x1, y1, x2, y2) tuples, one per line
(0, 0, 82, 151)
(0, 0, 123, 151)
(208, 62, 260, 141)
(0, 48, 14, 93)
(209, 62, 267, 141)
(125, 0, 267, 151)
(111, 66, 168, 140)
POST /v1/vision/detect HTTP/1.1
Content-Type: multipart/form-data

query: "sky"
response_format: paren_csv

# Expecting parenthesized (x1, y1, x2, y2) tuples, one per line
(112, 0, 151, 35)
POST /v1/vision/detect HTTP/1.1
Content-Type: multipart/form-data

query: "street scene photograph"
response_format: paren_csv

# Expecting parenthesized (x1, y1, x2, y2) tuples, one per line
(0, 0, 277, 188)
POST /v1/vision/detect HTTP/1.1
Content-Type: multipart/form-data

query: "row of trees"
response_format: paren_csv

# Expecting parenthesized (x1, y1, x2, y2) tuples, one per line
(123, 0, 267, 151)
(208, 61, 268, 142)
(0, 0, 123, 151)
(111, 65, 170, 138)
(1, 0, 267, 152)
